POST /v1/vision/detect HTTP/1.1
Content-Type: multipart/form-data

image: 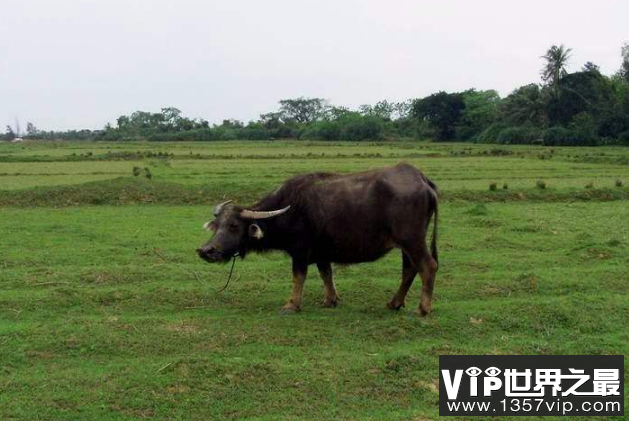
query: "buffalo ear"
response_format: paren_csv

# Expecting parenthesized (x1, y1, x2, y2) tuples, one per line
(203, 220, 218, 232)
(249, 223, 264, 240)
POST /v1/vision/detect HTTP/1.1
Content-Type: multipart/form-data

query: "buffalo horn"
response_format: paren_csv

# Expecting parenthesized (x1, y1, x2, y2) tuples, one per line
(213, 200, 233, 216)
(240, 206, 291, 220)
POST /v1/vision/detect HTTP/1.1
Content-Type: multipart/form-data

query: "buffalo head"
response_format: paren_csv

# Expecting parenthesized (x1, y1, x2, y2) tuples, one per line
(196, 200, 290, 263)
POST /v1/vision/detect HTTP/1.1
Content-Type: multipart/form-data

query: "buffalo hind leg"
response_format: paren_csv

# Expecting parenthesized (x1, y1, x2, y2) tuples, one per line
(388, 253, 417, 310)
(317, 262, 339, 308)
(417, 251, 438, 316)
(398, 242, 438, 316)
(280, 260, 308, 313)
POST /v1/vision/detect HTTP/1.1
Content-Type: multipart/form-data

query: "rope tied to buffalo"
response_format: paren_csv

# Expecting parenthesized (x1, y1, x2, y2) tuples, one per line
(217, 253, 238, 292)
(152, 248, 239, 292)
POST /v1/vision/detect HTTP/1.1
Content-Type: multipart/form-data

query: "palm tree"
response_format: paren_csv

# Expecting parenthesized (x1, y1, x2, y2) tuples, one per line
(540, 45, 572, 94)
(620, 43, 629, 83)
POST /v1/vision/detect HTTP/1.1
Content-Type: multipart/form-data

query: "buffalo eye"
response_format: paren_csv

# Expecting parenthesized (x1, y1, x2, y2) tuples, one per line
(228, 222, 240, 232)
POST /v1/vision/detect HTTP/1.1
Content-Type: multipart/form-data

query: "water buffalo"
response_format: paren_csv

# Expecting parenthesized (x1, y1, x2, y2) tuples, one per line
(197, 163, 439, 315)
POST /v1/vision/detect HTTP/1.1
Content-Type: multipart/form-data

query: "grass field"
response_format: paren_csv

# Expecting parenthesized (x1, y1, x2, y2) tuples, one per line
(1, 140, 628, 420)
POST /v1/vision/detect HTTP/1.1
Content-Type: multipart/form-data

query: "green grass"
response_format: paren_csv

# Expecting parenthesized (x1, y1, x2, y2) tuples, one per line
(1, 141, 628, 192)
(1, 140, 628, 420)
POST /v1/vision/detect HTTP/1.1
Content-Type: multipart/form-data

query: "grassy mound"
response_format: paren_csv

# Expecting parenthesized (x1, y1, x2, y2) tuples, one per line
(2, 177, 629, 207)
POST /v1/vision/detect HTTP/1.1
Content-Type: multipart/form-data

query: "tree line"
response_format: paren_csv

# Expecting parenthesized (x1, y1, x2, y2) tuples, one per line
(5, 44, 629, 146)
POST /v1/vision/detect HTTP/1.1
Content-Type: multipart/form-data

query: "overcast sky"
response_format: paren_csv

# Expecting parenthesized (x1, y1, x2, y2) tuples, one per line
(1, 0, 628, 131)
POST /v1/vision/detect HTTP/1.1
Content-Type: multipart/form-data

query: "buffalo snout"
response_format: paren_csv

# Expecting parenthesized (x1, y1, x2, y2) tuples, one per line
(196, 247, 224, 263)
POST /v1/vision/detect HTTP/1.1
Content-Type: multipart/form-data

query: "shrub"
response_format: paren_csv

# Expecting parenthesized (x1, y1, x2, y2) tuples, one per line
(391, 117, 430, 139)
(585, 181, 594, 189)
(503, 183, 508, 190)
(144, 167, 152, 179)
(474, 123, 508, 143)
(542, 127, 568, 146)
(616, 179, 624, 187)
(300, 115, 383, 141)
(619, 131, 629, 146)
(132, 166, 142, 177)
(240, 128, 272, 140)
(496, 126, 541, 145)
(489, 182, 497, 191)
(302, 121, 341, 141)
(568, 112, 599, 143)
(542, 126, 598, 146)
(536, 180, 547, 189)
(340, 115, 384, 141)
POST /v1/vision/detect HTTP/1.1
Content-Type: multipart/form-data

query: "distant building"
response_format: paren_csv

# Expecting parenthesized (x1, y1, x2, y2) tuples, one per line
(12, 137, 24, 143)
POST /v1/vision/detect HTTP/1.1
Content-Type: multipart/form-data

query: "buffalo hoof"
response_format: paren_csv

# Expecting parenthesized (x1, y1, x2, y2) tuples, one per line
(279, 303, 301, 315)
(415, 307, 430, 317)
(387, 299, 405, 311)
(322, 296, 339, 308)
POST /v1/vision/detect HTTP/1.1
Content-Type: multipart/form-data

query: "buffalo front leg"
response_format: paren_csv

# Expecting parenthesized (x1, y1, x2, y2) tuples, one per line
(317, 262, 339, 308)
(388, 252, 417, 310)
(280, 260, 308, 313)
